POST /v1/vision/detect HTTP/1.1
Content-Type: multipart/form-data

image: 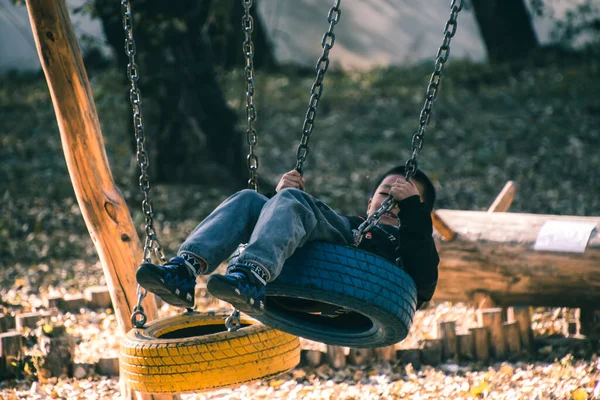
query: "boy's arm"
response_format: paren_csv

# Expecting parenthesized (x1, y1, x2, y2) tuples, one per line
(396, 195, 440, 309)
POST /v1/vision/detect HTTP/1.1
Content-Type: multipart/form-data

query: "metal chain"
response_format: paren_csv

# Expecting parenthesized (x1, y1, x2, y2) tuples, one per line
(121, 0, 167, 328)
(353, 0, 463, 247)
(225, 309, 242, 332)
(294, 0, 342, 174)
(242, 0, 259, 191)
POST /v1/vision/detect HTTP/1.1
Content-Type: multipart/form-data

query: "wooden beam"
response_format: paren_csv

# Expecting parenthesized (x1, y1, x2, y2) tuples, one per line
(431, 210, 456, 241)
(25, 2, 173, 399)
(488, 181, 518, 213)
(433, 210, 600, 307)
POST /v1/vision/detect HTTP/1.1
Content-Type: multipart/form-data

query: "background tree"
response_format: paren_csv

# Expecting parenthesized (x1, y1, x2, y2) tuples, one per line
(470, 0, 539, 63)
(93, 0, 275, 189)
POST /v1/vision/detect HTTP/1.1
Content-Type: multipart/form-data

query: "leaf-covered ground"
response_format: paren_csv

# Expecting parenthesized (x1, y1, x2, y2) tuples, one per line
(1, 56, 599, 399)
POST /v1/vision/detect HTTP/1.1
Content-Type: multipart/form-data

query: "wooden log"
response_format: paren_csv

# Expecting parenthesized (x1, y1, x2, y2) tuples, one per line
(25, 0, 159, 332)
(97, 357, 120, 377)
(63, 294, 87, 313)
(0, 331, 23, 379)
(325, 346, 346, 369)
(439, 321, 458, 361)
(431, 210, 456, 241)
(38, 325, 76, 378)
(347, 348, 374, 365)
(433, 210, 600, 308)
(0, 314, 16, 333)
(507, 306, 534, 353)
(375, 345, 397, 362)
(477, 308, 506, 359)
(487, 181, 518, 213)
(457, 333, 475, 361)
(396, 349, 421, 369)
(579, 308, 600, 339)
(26, 1, 170, 399)
(420, 339, 442, 366)
(469, 327, 490, 361)
(16, 312, 45, 331)
(85, 286, 113, 309)
(46, 295, 66, 310)
(302, 350, 324, 367)
(503, 321, 522, 356)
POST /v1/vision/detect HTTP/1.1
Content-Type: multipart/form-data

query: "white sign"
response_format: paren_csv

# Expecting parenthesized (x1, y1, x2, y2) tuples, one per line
(534, 220, 597, 253)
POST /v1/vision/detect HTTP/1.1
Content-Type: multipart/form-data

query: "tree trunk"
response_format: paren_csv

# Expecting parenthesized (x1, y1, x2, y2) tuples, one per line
(433, 210, 600, 307)
(93, 0, 252, 189)
(471, 0, 539, 63)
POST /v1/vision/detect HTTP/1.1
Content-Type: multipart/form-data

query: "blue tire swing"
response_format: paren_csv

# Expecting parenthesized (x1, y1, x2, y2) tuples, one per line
(239, 0, 465, 348)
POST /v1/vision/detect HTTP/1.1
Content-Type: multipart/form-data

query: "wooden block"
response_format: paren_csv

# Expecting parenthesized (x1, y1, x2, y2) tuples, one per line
(470, 326, 490, 361)
(16, 312, 45, 331)
(0, 314, 16, 333)
(397, 349, 421, 369)
(84, 286, 113, 309)
(487, 181, 518, 213)
(431, 210, 456, 241)
(63, 294, 87, 313)
(302, 350, 323, 367)
(507, 306, 534, 353)
(96, 357, 120, 377)
(457, 333, 475, 361)
(579, 308, 600, 339)
(420, 339, 442, 366)
(472, 292, 497, 310)
(325, 346, 346, 369)
(347, 348, 374, 365)
(0, 331, 23, 379)
(477, 308, 507, 359)
(73, 363, 96, 379)
(375, 345, 397, 362)
(503, 321, 522, 356)
(439, 321, 458, 361)
(45, 295, 66, 310)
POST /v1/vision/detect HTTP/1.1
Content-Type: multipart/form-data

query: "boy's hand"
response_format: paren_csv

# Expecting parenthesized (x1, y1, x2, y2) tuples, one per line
(389, 178, 419, 202)
(276, 169, 306, 192)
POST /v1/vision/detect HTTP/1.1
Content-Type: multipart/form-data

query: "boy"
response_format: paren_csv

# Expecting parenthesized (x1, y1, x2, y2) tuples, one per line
(136, 166, 439, 314)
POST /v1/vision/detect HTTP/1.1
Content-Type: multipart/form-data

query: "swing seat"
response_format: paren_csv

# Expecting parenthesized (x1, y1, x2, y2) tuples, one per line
(120, 311, 300, 394)
(249, 241, 417, 348)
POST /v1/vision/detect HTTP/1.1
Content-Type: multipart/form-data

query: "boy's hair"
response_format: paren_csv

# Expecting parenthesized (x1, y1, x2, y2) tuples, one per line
(372, 166, 436, 212)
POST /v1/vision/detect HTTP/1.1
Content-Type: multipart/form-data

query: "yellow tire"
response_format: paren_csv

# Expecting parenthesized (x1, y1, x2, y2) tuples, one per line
(119, 310, 300, 394)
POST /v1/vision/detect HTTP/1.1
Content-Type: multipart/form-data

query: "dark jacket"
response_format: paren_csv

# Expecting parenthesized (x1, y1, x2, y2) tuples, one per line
(344, 195, 439, 309)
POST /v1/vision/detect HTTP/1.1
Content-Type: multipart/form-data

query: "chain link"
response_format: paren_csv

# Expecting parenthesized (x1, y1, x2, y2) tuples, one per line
(242, 0, 259, 191)
(121, 0, 168, 327)
(294, 0, 341, 174)
(225, 309, 242, 332)
(353, 0, 463, 246)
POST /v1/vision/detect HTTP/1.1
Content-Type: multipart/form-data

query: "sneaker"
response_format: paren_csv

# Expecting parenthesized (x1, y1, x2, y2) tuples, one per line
(206, 264, 266, 314)
(136, 257, 196, 308)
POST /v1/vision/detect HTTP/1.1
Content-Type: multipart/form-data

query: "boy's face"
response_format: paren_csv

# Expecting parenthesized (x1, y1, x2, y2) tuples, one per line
(366, 174, 426, 226)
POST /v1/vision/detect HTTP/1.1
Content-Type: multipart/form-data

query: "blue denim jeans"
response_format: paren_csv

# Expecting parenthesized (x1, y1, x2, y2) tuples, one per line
(178, 188, 353, 282)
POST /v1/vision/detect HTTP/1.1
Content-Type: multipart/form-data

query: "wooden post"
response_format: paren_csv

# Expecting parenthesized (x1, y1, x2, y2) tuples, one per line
(477, 308, 506, 359)
(375, 345, 397, 362)
(469, 327, 490, 361)
(397, 349, 421, 368)
(503, 321, 522, 356)
(25, 2, 172, 399)
(579, 308, 600, 339)
(325, 346, 346, 369)
(457, 333, 475, 361)
(0, 314, 16, 333)
(438, 321, 458, 361)
(420, 339, 442, 366)
(507, 307, 534, 353)
(487, 181, 518, 213)
(0, 332, 23, 379)
(431, 210, 456, 241)
(348, 348, 374, 365)
(303, 350, 324, 367)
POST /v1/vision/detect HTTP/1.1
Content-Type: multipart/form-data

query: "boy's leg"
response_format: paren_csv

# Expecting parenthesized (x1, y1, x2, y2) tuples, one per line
(136, 189, 268, 307)
(207, 188, 353, 313)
